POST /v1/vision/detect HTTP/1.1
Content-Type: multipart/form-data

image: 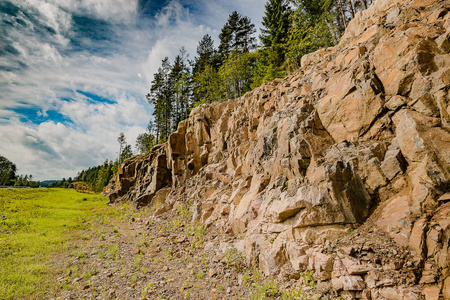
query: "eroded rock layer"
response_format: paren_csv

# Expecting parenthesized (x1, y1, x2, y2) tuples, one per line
(105, 0, 450, 298)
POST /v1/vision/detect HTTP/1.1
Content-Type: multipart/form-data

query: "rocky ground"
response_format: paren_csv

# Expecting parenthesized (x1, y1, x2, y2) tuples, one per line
(49, 200, 433, 300)
(49, 203, 299, 300)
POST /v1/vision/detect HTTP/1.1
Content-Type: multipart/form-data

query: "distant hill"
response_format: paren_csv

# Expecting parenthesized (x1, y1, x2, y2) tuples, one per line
(39, 180, 59, 187)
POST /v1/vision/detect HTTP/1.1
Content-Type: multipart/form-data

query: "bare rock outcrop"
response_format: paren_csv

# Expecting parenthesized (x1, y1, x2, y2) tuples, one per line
(105, 0, 450, 298)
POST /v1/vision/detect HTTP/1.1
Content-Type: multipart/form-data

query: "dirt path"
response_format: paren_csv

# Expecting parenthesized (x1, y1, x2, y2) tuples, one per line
(49, 204, 267, 300)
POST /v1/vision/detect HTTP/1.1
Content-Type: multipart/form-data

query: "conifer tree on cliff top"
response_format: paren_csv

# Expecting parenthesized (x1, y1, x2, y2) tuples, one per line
(192, 34, 220, 105)
(193, 34, 217, 75)
(147, 57, 173, 143)
(253, 0, 292, 87)
(260, 0, 292, 63)
(218, 11, 256, 64)
(170, 47, 191, 131)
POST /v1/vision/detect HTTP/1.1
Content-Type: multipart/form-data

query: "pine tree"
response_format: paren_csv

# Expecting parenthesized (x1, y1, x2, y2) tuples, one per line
(192, 35, 220, 104)
(147, 70, 162, 142)
(135, 132, 156, 153)
(235, 15, 256, 53)
(218, 11, 256, 64)
(252, 48, 286, 88)
(193, 34, 217, 75)
(120, 145, 133, 163)
(253, 0, 292, 86)
(193, 64, 223, 105)
(219, 51, 255, 100)
(218, 12, 237, 61)
(160, 57, 173, 141)
(170, 47, 191, 131)
(260, 0, 292, 50)
(147, 57, 173, 143)
(117, 132, 126, 161)
(284, 0, 340, 71)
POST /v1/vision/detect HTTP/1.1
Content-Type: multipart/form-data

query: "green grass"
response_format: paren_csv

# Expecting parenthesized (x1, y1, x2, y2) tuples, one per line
(0, 188, 114, 299)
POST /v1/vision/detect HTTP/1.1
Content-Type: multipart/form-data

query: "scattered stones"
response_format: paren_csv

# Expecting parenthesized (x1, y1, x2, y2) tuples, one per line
(332, 275, 365, 291)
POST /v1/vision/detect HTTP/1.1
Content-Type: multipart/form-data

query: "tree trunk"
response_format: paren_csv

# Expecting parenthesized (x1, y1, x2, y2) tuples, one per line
(339, 0, 348, 29)
(348, 0, 355, 19)
(360, 0, 367, 10)
(325, 18, 339, 44)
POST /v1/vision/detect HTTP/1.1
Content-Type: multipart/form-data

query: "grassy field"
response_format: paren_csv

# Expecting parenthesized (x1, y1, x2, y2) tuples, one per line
(0, 188, 114, 299)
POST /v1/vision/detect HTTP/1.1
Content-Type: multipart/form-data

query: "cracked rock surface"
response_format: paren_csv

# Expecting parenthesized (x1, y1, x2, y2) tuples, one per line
(105, 0, 450, 298)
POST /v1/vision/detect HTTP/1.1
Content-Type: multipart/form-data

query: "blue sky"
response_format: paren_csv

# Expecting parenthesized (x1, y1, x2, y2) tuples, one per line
(0, 0, 265, 180)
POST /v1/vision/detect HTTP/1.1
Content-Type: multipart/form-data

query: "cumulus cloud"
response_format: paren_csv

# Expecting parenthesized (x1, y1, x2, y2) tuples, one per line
(20, 0, 139, 24)
(142, 1, 215, 83)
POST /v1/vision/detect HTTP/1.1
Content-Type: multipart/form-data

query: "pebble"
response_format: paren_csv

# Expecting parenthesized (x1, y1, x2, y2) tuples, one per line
(72, 277, 81, 284)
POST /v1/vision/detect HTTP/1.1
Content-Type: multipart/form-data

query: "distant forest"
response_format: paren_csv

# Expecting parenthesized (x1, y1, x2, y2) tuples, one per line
(49, 132, 135, 192)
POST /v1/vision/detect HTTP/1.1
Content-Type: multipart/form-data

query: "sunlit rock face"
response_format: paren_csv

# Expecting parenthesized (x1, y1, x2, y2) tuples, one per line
(105, 0, 450, 297)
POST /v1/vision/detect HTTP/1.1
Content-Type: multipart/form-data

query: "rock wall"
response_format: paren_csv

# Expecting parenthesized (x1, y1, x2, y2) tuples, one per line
(105, 0, 450, 298)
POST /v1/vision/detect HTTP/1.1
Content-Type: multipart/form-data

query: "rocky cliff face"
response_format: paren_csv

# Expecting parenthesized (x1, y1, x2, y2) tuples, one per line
(105, 0, 450, 298)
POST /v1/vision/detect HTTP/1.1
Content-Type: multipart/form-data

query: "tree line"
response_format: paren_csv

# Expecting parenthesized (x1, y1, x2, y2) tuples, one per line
(1, 131, 135, 192)
(47, 132, 134, 193)
(0, 155, 40, 188)
(63, 132, 134, 193)
(136, 0, 372, 152)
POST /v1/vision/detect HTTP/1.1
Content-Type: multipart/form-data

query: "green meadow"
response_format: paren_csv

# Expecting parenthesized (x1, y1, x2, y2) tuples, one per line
(0, 188, 113, 299)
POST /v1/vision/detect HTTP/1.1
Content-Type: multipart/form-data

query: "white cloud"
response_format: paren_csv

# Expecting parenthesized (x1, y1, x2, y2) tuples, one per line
(142, 1, 215, 84)
(0, 0, 267, 180)
(14, 0, 73, 33)
(74, 0, 138, 22)
(18, 0, 140, 24)
(0, 109, 147, 180)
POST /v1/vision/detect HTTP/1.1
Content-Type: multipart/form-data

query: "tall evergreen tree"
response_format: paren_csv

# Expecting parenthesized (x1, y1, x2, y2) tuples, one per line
(192, 35, 220, 104)
(120, 145, 133, 163)
(284, 0, 340, 71)
(135, 132, 156, 154)
(147, 57, 173, 143)
(218, 12, 238, 61)
(253, 0, 292, 86)
(171, 47, 191, 131)
(117, 132, 126, 162)
(193, 64, 222, 105)
(219, 51, 255, 100)
(235, 15, 257, 53)
(218, 11, 256, 64)
(160, 57, 173, 141)
(260, 0, 292, 50)
(193, 34, 217, 75)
